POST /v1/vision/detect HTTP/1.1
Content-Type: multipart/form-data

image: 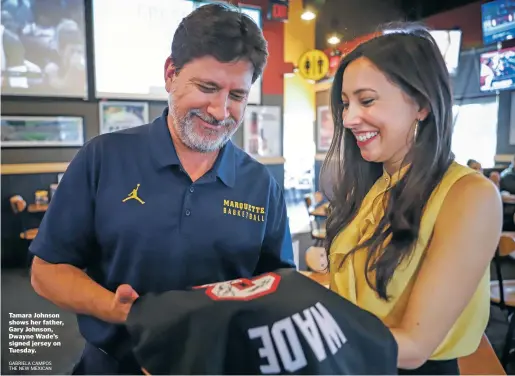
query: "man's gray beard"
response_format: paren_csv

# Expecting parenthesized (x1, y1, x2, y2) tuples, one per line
(170, 105, 238, 153)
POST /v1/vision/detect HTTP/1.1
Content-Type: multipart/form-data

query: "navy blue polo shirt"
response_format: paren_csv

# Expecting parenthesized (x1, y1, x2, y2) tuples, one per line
(29, 108, 294, 352)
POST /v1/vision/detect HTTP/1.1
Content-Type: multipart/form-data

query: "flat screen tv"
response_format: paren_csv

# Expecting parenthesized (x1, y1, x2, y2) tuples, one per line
(482, 0, 515, 46)
(429, 30, 462, 76)
(479, 46, 515, 91)
(93, 0, 262, 103)
(1, 0, 88, 98)
(193, 1, 262, 104)
(383, 28, 462, 76)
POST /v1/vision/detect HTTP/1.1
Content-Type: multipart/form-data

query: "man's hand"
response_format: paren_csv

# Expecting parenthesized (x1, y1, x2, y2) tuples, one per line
(109, 284, 139, 323)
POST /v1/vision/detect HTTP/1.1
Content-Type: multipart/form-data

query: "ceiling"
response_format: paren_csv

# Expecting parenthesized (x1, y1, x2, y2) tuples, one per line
(398, 0, 483, 19)
(313, 0, 484, 49)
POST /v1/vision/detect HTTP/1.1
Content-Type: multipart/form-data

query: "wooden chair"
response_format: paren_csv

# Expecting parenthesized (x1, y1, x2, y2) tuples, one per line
(303, 193, 326, 246)
(9, 195, 39, 241)
(301, 245, 330, 287)
(490, 232, 515, 367)
(9, 195, 38, 268)
(458, 334, 506, 375)
(305, 245, 328, 273)
(299, 270, 330, 288)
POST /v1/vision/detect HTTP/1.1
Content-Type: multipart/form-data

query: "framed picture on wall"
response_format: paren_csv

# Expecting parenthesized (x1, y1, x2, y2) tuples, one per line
(243, 105, 282, 158)
(317, 105, 334, 152)
(0, 115, 84, 147)
(99, 101, 149, 134)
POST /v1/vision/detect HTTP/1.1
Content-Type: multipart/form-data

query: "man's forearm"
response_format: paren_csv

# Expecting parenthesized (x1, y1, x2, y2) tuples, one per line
(31, 257, 121, 323)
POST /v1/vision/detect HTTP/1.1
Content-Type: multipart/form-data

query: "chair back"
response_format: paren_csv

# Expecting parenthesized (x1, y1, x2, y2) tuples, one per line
(303, 195, 313, 210)
(304, 192, 325, 210)
(499, 233, 515, 257)
(314, 191, 324, 205)
(305, 246, 328, 273)
(493, 233, 515, 309)
(10, 195, 27, 214)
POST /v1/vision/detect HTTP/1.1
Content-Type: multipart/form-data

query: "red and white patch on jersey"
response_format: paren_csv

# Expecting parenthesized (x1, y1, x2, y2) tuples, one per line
(193, 272, 281, 301)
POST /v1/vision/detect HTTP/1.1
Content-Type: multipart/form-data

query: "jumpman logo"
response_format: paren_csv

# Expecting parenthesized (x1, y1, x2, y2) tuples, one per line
(122, 184, 145, 204)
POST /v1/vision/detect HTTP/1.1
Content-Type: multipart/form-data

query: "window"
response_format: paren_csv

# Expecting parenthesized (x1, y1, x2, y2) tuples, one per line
(451, 96, 499, 168)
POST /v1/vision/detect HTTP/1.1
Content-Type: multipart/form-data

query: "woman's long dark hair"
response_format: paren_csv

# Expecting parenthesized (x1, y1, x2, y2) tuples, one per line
(322, 23, 455, 300)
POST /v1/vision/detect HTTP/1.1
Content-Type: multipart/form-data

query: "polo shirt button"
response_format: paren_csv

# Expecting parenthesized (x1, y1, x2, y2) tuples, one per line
(189, 186, 194, 193)
(185, 209, 191, 216)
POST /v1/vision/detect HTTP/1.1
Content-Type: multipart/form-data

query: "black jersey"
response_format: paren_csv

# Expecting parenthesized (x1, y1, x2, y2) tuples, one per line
(125, 268, 398, 375)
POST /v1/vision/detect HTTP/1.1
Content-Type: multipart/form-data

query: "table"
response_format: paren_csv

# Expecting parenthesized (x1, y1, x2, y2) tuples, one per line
(299, 270, 330, 288)
(28, 204, 48, 213)
(309, 203, 329, 218)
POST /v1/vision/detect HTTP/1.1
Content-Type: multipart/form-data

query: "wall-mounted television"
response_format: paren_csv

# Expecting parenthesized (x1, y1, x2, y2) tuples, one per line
(479, 46, 515, 91)
(193, 1, 262, 28)
(93, 0, 262, 103)
(482, 0, 515, 46)
(1, 0, 88, 98)
(383, 28, 462, 76)
(429, 30, 462, 76)
(193, 1, 262, 104)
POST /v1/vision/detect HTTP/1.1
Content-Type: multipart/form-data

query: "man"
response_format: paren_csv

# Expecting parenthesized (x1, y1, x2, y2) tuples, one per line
(466, 159, 482, 173)
(499, 156, 515, 231)
(501, 155, 515, 194)
(29, 3, 295, 374)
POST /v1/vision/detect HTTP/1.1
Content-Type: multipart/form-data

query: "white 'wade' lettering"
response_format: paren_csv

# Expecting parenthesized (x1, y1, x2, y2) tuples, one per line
(248, 302, 347, 374)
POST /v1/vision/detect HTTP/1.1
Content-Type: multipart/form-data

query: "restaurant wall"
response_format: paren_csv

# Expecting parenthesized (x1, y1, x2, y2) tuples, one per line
(423, 0, 515, 158)
(312, 0, 515, 193)
(1, 0, 289, 260)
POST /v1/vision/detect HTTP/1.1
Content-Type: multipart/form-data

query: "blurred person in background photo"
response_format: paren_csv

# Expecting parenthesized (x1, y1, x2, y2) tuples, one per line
(322, 23, 502, 374)
(1, 0, 86, 94)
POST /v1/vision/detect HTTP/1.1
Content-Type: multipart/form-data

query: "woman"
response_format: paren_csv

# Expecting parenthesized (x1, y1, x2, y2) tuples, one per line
(321, 24, 502, 374)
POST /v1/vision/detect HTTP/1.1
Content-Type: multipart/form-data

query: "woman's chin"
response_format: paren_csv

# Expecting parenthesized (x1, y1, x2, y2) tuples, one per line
(360, 150, 381, 163)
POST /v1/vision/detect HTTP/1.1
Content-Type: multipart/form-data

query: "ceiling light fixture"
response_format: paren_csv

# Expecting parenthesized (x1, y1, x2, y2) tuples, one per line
(301, 10, 316, 20)
(327, 35, 340, 45)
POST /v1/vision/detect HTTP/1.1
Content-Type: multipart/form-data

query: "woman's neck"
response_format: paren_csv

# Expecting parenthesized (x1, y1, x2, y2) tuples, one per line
(383, 159, 404, 175)
(383, 149, 412, 175)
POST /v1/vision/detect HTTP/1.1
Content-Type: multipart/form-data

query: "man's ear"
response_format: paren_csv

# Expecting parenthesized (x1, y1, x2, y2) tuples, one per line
(164, 57, 176, 92)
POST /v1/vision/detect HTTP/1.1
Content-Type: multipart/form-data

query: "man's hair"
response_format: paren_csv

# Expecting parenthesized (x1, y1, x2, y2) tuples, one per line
(171, 2, 268, 83)
(467, 159, 479, 167)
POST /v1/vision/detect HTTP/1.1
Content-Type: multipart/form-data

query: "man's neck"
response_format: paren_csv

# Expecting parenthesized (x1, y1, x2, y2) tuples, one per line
(167, 115, 219, 182)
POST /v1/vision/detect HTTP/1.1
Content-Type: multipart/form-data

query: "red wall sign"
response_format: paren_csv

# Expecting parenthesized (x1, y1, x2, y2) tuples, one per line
(268, 0, 289, 22)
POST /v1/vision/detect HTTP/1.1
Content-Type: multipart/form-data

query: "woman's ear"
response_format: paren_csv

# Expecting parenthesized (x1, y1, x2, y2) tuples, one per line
(418, 107, 430, 122)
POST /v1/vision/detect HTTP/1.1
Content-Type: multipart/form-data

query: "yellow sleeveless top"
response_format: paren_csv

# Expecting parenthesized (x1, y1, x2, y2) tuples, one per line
(329, 161, 490, 360)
